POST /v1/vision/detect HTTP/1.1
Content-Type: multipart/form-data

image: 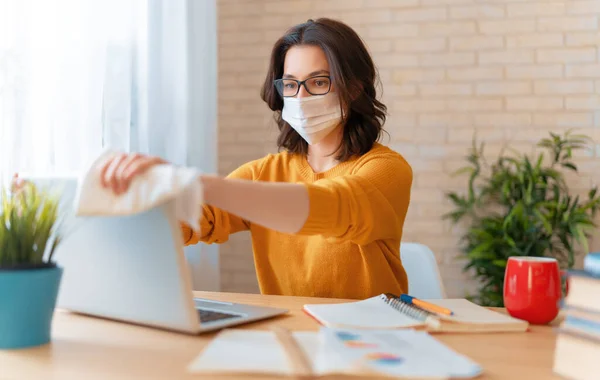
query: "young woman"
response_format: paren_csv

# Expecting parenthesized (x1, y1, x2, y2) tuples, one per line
(99, 18, 413, 300)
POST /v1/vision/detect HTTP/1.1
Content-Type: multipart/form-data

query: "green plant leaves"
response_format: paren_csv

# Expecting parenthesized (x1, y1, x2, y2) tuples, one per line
(446, 130, 600, 307)
(533, 209, 552, 234)
(0, 182, 62, 267)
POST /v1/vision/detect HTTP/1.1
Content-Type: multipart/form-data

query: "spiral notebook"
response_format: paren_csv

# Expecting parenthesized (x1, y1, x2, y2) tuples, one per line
(303, 294, 528, 333)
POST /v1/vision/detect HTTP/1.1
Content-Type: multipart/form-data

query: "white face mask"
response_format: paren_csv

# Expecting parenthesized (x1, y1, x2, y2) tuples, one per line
(281, 92, 343, 145)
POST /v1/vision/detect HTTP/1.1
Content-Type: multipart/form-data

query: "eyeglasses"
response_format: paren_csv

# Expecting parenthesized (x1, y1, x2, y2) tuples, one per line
(273, 75, 332, 97)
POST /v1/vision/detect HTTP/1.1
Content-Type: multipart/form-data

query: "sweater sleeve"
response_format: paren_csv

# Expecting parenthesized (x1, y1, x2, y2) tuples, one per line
(181, 158, 264, 246)
(297, 152, 412, 246)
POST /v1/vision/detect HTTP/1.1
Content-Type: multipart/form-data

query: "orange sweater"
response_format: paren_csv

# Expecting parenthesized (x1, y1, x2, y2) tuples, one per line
(181, 143, 413, 299)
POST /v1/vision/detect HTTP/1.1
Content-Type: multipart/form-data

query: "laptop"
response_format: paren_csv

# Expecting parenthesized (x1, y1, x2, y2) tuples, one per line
(25, 175, 288, 334)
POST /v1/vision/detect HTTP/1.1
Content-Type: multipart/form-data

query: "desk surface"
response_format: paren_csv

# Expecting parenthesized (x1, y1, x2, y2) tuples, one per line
(0, 291, 560, 380)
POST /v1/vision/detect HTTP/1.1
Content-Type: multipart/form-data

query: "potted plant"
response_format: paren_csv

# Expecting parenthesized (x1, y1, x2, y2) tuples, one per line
(0, 179, 63, 349)
(445, 131, 600, 307)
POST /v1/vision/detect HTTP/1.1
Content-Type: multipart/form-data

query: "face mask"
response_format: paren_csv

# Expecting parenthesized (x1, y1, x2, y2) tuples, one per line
(281, 92, 343, 145)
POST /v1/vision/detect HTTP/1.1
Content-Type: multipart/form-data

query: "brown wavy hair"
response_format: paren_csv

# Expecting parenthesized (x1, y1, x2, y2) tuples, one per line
(260, 18, 387, 161)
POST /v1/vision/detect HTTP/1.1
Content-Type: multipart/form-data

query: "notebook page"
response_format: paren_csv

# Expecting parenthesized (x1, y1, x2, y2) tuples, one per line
(188, 330, 330, 376)
(429, 299, 526, 325)
(304, 296, 424, 329)
(187, 328, 481, 378)
(320, 328, 482, 379)
(187, 330, 293, 375)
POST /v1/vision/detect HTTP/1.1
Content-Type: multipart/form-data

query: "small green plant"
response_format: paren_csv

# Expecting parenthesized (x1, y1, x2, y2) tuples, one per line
(445, 131, 600, 307)
(0, 182, 62, 268)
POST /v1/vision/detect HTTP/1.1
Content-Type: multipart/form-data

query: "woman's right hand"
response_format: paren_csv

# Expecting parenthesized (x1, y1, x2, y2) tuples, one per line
(99, 153, 168, 195)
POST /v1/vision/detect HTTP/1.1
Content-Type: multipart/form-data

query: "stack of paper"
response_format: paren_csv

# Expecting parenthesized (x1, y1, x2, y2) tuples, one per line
(188, 327, 482, 378)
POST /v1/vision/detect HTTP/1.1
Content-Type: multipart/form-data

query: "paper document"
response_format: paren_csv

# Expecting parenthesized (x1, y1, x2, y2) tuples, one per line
(188, 327, 482, 378)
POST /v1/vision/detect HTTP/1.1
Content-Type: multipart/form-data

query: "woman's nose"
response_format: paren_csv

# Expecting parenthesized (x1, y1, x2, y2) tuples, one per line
(297, 84, 310, 98)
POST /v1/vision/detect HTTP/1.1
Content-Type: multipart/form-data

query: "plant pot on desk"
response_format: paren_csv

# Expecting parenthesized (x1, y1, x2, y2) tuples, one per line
(0, 263, 63, 349)
(0, 176, 66, 349)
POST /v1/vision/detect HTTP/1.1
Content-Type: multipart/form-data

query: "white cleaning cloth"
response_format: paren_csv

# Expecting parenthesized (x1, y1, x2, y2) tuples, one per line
(73, 150, 202, 231)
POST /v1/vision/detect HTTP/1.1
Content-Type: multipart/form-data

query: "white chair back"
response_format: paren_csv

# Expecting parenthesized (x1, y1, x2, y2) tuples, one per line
(400, 242, 446, 299)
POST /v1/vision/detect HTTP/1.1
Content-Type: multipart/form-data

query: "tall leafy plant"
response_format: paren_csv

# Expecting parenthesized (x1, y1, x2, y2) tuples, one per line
(0, 181, 62, 268)
(445, 131, 600, 307)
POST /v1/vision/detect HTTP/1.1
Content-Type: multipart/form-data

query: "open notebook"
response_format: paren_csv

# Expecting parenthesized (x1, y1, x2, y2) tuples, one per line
(188, 328, 482, 378)
(303, 294, 528, 333)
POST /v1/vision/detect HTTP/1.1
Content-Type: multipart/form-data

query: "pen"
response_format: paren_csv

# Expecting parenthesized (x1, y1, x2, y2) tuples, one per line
(400, 294, 454, 316)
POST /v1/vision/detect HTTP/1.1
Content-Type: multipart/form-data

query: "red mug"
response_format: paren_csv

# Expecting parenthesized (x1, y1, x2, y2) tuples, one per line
(503, 256, 566, 325)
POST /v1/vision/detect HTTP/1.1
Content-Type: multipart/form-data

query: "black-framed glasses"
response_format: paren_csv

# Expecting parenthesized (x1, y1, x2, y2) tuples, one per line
(273, 75, 332, 97)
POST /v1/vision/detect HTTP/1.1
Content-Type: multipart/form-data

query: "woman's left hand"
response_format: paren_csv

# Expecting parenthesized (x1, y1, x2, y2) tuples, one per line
(99, 153, 167, 195)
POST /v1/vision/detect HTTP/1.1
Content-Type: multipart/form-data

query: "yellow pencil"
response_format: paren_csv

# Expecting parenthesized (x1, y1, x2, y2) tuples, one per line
(400, 294, 454, 316)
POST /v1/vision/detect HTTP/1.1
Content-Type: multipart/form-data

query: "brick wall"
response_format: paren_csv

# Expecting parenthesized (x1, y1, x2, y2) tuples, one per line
(216, 0, 600, 297)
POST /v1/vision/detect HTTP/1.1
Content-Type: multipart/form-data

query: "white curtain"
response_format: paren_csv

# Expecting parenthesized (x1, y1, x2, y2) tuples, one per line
(102, 0, 192, 166)
(0, 0, 194, 177)
(0, 0, 113, 178)
(0, 0, 219, 290)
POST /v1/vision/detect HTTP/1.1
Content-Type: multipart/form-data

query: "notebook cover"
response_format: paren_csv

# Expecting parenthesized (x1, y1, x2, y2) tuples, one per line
(568, 269, 600, 280)
(565, 305, 600, 321)
(557, 326, 600, 345)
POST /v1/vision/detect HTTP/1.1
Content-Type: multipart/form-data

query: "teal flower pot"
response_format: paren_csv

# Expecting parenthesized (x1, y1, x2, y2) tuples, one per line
(0, 264, 63, 349)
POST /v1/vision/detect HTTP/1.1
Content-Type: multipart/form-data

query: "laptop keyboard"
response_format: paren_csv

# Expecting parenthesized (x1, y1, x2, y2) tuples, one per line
(197, 308, 241, 323)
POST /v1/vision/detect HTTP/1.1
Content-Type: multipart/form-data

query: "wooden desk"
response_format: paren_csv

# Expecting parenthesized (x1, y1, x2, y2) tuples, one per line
(0, 292, 560, 380)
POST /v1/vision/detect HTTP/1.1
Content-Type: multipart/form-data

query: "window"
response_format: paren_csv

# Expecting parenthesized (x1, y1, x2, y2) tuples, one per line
(0, 0, 144, 180)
